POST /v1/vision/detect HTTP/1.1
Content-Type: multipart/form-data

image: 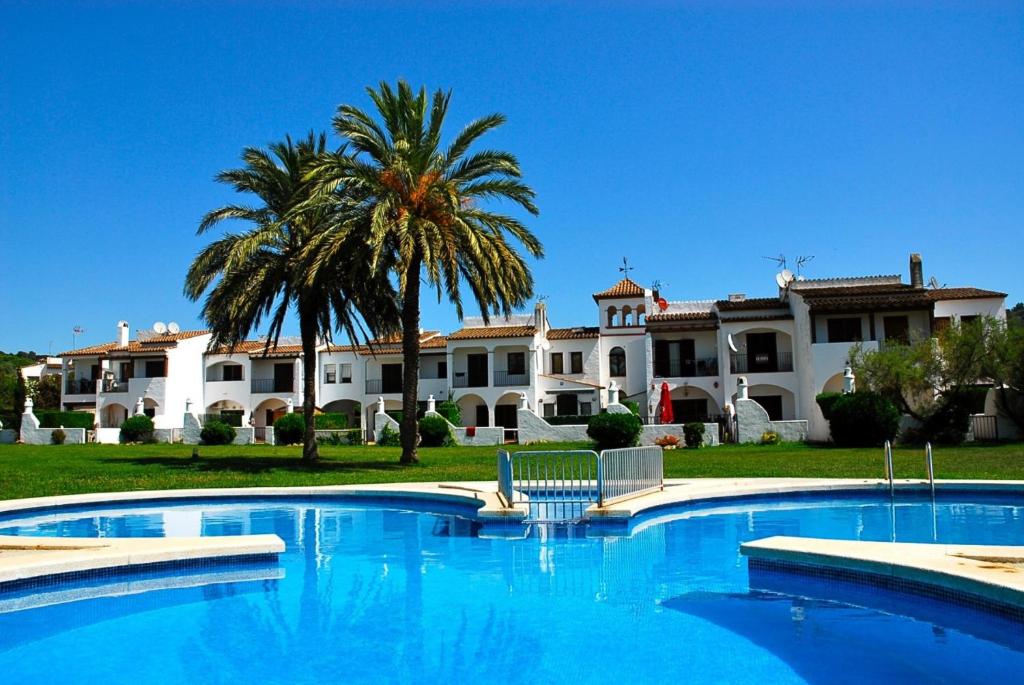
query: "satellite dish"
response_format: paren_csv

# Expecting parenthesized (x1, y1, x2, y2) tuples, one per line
(928, 276, 941, 289)
(657, 298, 669, 311)
(727, 333, 738, 353)
(167, 322, 180, 334)
(153, 321, 167, 335)
(775, 272, 787, 288)
(781, 269, 794, 284)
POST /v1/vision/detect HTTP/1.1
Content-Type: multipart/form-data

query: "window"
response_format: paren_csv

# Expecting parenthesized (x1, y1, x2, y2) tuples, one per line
(543, 403, 554, 417)
(143, 360, 165, 378)
(570, 351, 583, 374)
(438, 361, 447, 379)
(579, 401, 592, 416)
(222, 364, 242, 382)
(607, 307, 617, 327)
(609, 347, 626, 377)
(883, 316, 909, 344)
(507, 352, 526, 375)
(827, 317, 863, 343)
(550, 352, 564, 374)
(556, 393, 579, 416)
(324, 364, 337, 384)
(119, 362, 133, 382)
(339, 363, 352, 383)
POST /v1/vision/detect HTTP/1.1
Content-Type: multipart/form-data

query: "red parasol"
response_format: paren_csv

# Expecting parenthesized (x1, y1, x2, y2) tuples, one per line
(659, 382, 674, 424)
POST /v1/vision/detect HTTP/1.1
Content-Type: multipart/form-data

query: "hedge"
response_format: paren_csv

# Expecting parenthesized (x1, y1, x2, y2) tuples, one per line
(273, 413, 305, 445)
(36, 411, 94, 429)
(314, 412, 349, 429)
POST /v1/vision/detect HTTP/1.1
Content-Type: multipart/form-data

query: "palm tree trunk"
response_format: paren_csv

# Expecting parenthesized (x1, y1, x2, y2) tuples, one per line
(399, 256, 422, 464)
(300, 314, 320, 462)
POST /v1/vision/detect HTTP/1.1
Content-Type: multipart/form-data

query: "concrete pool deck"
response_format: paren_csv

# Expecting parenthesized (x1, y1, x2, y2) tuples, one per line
(2, 478, 1024, 611)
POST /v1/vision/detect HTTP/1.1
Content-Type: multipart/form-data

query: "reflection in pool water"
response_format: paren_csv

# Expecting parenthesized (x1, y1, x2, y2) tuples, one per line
(1, 493, 1023, 684)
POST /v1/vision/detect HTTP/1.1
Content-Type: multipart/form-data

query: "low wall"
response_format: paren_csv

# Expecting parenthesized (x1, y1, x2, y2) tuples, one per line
(20, 425, 86, 445)
(421, 411, 503, 446)
(0, 429, 17, 444)
(736, 398, 808, 443)
(373, 412, 401, 443)
(638, 422, 720, 447)
(95, 427, 121, 444)
(516, 408, 589, 444)
(232, 427, 254, 445)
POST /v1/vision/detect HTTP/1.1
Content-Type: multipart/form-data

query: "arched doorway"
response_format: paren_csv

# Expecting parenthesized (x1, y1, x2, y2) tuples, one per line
(494, 392, 521, 431)
(322, 399, 362, 430)
(456, 393, 489, 427)
(667, 385, 721, 423)
(254, 398, 289, 428)
(102, 403, 129, 428)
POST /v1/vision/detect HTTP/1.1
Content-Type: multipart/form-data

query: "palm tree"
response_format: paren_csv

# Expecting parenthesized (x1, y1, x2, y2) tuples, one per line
(185, 132, 397, 461)
(308, 81, 542, 464)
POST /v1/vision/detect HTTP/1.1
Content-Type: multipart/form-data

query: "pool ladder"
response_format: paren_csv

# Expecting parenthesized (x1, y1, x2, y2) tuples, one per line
(883, 440, 935, 496)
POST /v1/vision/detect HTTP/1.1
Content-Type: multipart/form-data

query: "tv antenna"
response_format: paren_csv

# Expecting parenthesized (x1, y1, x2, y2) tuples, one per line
(72, 325, 85, 350)
(618, 257, 634, 277)
(762, 254, 787, 270)
(651, 279, 669, 291)
(795, 255, 815, 277)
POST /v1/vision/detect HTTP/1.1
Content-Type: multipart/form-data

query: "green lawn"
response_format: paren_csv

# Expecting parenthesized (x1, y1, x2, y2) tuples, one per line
(2, 441, 1023, 501)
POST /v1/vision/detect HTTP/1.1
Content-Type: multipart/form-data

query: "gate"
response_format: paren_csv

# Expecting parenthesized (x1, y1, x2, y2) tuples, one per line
(971, 414, 999, 441)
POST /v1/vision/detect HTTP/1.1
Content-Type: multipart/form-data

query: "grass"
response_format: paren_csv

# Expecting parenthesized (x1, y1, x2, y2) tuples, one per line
(0, 441, 1023, 501)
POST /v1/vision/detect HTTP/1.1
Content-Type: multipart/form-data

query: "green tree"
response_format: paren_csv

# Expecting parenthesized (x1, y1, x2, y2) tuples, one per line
(983, 316, 1024, 430)
(186, 133, 397, 462)
(1008, 302, 1023, 328)
(309, 81, 542, 463)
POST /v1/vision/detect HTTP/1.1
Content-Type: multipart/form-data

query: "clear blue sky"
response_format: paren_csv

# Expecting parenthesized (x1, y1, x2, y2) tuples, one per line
(2, 1, 1021, 354)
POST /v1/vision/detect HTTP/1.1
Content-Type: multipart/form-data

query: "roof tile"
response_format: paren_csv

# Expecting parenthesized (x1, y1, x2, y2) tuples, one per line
(592, 277, 645, 300)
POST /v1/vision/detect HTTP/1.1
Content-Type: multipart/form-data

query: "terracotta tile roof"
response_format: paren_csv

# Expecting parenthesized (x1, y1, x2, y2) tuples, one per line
(546, 326, 600, 340)
(646, 311, 718, 322)
(798, 284, 934, 312)
(720, 313, 795, 323)
(448, 325, 536, 340)
(592, 277, 646, 301)
(926, 287, 1007, 301)
(207, 340, 302, 357)
(350, 333, 448, 354)
(62, 331, 208, 357)
(715, 297, 786, 311)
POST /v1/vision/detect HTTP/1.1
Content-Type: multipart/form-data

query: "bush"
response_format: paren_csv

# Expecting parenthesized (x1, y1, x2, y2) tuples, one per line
(919, 391, 973, 445)
(622, 400, 640, 416)
(419, 415, 453, 447)
(377, 424, 401, 446)
(436, 400, 461, 425)
(120, 415, 155, 443)
(828, 391, 900, 447)
(201, 420, 236, 445)
(815, 392, 843, 421)
(683, 422, 705, 448)
(36, 410, 94, 429)
(51, 428, 66, 445)
(314, 412, 349, 429)
(586, 412, 642, 450)
(760, 431, 780, 445)
(273, 413, 305, 445)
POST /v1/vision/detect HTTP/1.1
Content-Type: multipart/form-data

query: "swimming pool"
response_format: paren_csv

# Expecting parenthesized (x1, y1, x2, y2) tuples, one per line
(1, 491, 1022, 684)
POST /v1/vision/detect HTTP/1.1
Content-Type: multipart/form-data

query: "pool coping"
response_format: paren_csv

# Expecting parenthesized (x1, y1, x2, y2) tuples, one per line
(741, 536, 1024, 617)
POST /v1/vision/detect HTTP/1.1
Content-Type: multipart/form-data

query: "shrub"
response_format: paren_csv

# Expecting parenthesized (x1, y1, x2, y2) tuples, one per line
(120, 415, 155, 443)
(377, 424, 401, 446)
(760, 431, 780, 445)
(200, 420, 236, 445)
(586, 412, 642, 450)
(346, 430, 364, 446)
(419, 415, 453, 447)
(314, 412, 349, 429)
(436, 400, 461, 425)
(51, 428, 66, 445)
(815, 392, 843, 421)
(919, 391, 973, 445)
(654, 434, 680, 449)
(828, 391, 900, 447)
(273, 413, 305, 445)
(683, 422, 706, 448)
(622, 400, 640, 416)
(36, 410, 94, 429)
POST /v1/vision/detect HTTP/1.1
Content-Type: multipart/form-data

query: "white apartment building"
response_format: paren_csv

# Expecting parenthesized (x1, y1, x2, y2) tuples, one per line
(59, 253, 1007, 443)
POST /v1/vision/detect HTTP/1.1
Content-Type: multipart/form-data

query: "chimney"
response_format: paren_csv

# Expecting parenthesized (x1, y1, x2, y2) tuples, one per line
(728, 293, 746, 302)
(909, 253, 923, 289)
(117, 321, 129, 347)
(534, 300, 548, 334)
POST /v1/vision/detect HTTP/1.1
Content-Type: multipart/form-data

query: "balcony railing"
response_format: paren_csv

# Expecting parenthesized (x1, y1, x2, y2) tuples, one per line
(452, 373, 488, 388)
(251, 378, 295, 394)
(65, 379, 96, 395)
(729, 350, 794, 374)
(653, 357, 719, 378)
(365, 379, 402, 394)
(101, 379, 130, 393)
(494, 370, 529, 387)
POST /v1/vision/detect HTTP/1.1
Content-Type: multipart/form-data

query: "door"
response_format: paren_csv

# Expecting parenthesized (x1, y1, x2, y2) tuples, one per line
(671, 398, 707, 423)
(467, 354, 488, 387)
(746, 333, 778, 373)
(381, 363, 403, 393)
(474, 404, 489, 427)
(678, 339, 696, 377)
(754, 395, 783, 421)
(556, 393, 579, 416)
(494, 405, 518, 429)
(273, 363, 294, 393)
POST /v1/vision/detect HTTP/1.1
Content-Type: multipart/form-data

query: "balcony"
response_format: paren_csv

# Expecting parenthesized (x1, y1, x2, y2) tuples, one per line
(365, 379, 402, 394)
(251, 378, 295, 394)
(65, 379, 96, 395)
(654, 357, 719, 378)
(452, 373, 488, 389)
(494, 370, 529, 387)
(101, 379, 130, 394)
(729, 350, 793, 374)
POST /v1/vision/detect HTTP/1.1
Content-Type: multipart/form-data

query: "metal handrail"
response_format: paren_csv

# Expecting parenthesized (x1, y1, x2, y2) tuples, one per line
(883, 440, 894, 494)
(597, 446, 664, 507)
(925, 442, 935, 497)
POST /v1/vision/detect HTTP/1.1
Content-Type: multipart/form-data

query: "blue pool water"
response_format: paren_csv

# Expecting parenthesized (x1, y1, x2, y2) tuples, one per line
(1, 491, 1023, 684)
